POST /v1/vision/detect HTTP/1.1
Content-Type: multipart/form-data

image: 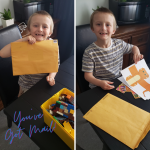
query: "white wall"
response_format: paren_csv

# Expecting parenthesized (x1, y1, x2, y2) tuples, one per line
(76, 0, 108, 26)
(0, 0, 14, 26)
(0, 0, 109, 26)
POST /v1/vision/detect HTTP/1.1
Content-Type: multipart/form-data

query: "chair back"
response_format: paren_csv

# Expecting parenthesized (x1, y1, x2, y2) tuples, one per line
(76, 24, 97, 93)
(0, 24, 22, 107)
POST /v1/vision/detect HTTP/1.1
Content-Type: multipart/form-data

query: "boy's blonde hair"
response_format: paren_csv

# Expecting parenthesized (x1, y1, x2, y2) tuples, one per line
(27, 10, 54, 34)
(90, 7, 117, 30)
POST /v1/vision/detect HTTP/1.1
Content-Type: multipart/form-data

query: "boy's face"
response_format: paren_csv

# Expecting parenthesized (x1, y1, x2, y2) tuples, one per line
(91, 12, 116, 42)
(29, 14, 52, 41)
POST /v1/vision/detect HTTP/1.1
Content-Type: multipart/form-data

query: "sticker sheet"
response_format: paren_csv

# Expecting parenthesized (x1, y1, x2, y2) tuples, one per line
(116, 83, 140, 99)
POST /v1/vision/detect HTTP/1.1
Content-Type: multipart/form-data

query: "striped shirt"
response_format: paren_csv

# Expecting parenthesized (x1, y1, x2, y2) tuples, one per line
(18, 73, 48, 92)
(82, 38, 133, 88)
(18, 38, 60, 93)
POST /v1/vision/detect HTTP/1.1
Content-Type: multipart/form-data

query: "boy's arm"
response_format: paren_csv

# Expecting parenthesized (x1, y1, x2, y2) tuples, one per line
(0, 44, 11, 58)
(84, 72, 114, 90)
(46, 72, 57, 86)
(132, 45, 143, 64)
(0, 35, 36, 58)
(46, 46, 59, 86)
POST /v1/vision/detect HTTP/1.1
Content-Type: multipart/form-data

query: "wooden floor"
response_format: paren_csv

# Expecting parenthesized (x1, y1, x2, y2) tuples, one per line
(0, 97, 4, 110)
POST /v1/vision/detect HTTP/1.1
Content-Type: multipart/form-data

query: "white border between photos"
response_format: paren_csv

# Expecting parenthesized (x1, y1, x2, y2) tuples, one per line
(74, 0, 76, 150)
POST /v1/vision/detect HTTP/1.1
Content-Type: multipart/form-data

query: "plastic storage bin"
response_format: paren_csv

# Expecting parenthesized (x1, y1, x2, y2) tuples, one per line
(41, 88, 74, 150)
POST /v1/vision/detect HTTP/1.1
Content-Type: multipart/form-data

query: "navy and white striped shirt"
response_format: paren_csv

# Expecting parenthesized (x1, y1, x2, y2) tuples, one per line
(82, 38, 133, 88)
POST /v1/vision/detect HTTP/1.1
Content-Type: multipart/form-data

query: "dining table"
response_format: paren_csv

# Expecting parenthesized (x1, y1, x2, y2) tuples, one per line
(76, 78, 150, 150)
(3, 55, 74, 150)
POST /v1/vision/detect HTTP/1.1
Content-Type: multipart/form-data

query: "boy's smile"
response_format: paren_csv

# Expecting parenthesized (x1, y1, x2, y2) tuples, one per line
(92, 12, 115, 44)
(29, 14, 52, 41)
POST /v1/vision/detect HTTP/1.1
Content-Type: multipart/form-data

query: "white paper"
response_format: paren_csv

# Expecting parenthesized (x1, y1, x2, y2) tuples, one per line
(119, 59, 150, 100)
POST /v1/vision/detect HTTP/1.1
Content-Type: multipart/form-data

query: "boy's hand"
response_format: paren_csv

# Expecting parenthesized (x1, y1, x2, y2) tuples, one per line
(84, 72, 114, 90)
(133, 53, 143, 64)
(132, 46, 143, 64)
(46, 76, 55, 86)
(99, 80, 115, 90)
(27, 35, 36, 44)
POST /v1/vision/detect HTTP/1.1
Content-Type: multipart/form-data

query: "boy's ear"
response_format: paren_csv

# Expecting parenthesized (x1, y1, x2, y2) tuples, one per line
(112, 30, 116, 34)
(28, 29, 32, 35)
(49, 32, 52, 36)
(28, 26, 31, 32)
(48, 32, 52, 39)
(91, 27, 95, 33)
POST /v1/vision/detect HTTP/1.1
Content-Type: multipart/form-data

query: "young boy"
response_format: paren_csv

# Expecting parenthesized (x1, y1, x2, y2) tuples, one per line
(0, 10, 59, 97)
(82, 7, 143, 91)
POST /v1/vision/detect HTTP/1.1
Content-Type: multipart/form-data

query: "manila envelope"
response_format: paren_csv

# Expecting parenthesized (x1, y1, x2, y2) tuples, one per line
(11, 40, 58, 76)
(83, 93, 150, 149)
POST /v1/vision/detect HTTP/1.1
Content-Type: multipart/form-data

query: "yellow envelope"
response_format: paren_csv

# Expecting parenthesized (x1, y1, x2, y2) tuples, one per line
(11, 40, 58, 76)
(83, 93, 150, 149)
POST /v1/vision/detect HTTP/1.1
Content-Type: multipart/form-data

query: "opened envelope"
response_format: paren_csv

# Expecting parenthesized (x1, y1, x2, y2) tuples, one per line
(11, 40, 58, 76)
(83, 93, 150, 149)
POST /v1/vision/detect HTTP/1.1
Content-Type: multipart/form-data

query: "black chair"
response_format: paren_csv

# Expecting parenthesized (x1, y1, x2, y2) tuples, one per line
(76, 24, 97, 93)
(0, 24, 22, 127)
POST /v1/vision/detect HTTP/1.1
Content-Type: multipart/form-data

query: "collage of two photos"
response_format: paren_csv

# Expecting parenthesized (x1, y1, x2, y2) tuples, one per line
(76, 0, 150, 150)
(1, 0, 150, 150)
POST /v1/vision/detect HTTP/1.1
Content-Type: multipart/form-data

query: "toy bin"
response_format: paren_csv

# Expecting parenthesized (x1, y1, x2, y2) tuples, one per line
(41, 88, 74, 150)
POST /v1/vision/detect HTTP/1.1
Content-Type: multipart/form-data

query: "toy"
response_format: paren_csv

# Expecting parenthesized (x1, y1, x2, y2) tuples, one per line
(59, 94, 74, 105)
(52, 101, 74, 121)
(63, 121, 74, 137)
(46, 93, 74, 133)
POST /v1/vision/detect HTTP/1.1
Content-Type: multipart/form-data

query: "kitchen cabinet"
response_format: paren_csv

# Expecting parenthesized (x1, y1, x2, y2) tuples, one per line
(112, 23, 150, 69)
